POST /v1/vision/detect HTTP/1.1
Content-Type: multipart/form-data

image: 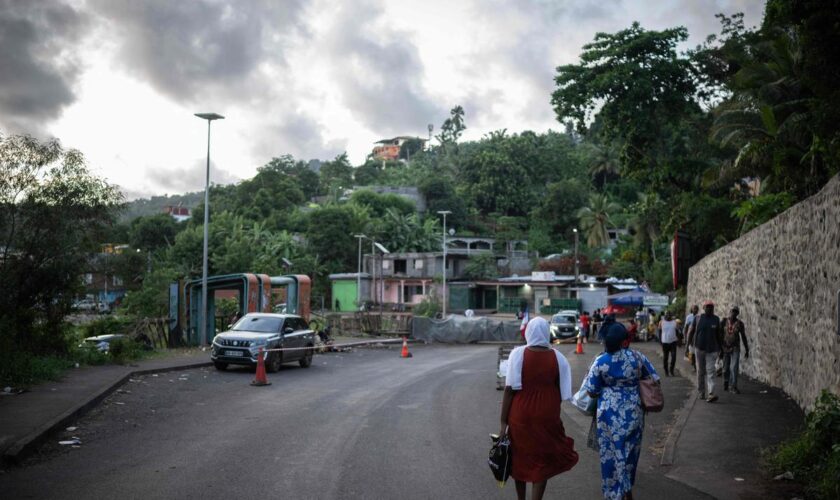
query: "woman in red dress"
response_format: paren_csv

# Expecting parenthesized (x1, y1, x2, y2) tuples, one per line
(500, 317, 579, 500)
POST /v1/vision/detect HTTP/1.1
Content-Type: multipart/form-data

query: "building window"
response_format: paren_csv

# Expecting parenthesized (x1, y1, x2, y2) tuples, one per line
(113, 276, 124, 287)
(394, 259, 407, 274)
(84, 273, 93, 285)
(414, 259, 423, 270)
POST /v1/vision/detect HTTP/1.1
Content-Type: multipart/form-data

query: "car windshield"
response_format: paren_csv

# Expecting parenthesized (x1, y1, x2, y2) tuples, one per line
(231, 316, 283, 333)
(551, 315, 576, 324)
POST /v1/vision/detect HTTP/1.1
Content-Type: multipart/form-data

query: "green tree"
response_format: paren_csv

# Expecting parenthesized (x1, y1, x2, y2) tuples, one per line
(319, 153, 354, 195)
(463, 253, 499, 281)
(0, 134, 123, 352)
(576, 194, 620, 248)
(436, 105, 466, 145)
(627, 193, 664, 261)
(349, 190, 415, 217)
(129, 213, 181, 251)
(552, 23, 700, 186)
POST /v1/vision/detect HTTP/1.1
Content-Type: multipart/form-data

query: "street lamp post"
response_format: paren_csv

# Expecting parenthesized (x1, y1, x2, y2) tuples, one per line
(355, 234, 367, 309)
(194, 112, 224, 346)
(573, 228, 579, 285)
(427, 124, 433, 150)
(437, 210, 451, 318)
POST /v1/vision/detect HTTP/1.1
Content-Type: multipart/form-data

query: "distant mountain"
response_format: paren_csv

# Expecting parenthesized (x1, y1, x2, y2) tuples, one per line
(119, 191, 204, 222)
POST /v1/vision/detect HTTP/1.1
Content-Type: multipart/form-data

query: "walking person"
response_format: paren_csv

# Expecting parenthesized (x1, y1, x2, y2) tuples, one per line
(500, 317, 579, 500)
(659, 311, 679, 376)
(580, 311, 591, 340)
(693, 301, 723, 402)
(582, 323, 660, 500)
(684, 305, 699, 372)
(721, 307, 749, 394)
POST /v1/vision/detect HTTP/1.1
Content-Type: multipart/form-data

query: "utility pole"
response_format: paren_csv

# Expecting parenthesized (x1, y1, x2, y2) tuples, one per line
(355, 234, 366, 309)
(437, 210, 451, 318)
(573, 228, 580, 285)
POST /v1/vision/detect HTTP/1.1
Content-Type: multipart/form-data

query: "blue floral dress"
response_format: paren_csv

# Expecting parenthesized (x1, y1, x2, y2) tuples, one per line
(582, 349, 659, 500)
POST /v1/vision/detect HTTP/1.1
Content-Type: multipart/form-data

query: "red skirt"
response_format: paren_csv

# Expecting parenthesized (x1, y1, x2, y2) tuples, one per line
(508, 348, 579, 482)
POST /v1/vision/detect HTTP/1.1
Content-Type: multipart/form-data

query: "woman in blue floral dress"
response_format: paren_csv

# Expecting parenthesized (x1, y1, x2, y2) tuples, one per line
(583, 322, 659, 500)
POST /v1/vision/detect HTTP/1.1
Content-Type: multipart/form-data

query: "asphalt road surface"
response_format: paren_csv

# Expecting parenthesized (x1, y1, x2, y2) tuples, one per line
(1, 344, 711, 499)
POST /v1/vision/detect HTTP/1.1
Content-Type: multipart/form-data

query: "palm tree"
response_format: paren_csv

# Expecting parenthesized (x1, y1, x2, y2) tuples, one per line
(628, 193, 662, 261)
(587, 144, 621, 187)
(708, 28, 817, 195)
(576, 194, 621, 248)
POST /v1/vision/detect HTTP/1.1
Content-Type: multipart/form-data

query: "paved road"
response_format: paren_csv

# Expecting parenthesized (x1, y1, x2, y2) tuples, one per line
(0, 345, 710, 499)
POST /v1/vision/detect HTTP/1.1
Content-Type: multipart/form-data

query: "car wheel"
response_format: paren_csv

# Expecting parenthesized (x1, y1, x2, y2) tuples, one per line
(299, 345, 313, 368)
(266, 352, 282, 373)
(214, 361, 228, 371)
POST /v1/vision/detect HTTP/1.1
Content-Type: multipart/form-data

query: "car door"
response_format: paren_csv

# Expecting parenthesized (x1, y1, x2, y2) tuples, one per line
(282, 317, 303, 361)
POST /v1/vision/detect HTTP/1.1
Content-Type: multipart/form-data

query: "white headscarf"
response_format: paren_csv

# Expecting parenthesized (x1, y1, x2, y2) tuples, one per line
(505, 317, 573, 400)
(525, 317, 551, 347)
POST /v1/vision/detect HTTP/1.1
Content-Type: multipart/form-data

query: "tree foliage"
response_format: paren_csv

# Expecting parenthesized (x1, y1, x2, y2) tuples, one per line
(0, 135, 123, 352)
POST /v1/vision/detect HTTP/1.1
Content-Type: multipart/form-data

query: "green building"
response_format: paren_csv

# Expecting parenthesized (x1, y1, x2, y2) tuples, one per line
(329, 273, 371, 312)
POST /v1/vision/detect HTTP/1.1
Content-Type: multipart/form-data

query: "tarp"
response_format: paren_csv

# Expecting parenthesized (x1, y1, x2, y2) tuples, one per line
(412, 315, 523, 343)
(607, 289, 648, 306)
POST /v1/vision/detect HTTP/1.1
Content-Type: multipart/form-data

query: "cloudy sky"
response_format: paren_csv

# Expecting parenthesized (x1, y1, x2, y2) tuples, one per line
(0, 0, 763, 199)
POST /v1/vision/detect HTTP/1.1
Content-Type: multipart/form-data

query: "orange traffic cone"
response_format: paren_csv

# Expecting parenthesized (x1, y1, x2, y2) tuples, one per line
(574, 336, 584, 355)
(400, 336, 412, 358)
(251, 347, 271, 386)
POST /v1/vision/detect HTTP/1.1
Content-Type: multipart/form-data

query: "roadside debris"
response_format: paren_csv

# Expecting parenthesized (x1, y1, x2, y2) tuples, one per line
(773, 471, 794, 481)
(114, 402, 125, 405)
(59, 438, 81, 446)
(65, 426, 78, 432)
(734, 477, 744, 482)
(2, 386, 26, 396)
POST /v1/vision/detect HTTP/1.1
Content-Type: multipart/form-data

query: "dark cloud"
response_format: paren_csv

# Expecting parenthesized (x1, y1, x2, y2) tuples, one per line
(324, 2, 444, 136)
(0, 0, 88, 134)
(91, 0, 305, 102)
(143, 160, 241, 195)
(251, 112, 347, 165)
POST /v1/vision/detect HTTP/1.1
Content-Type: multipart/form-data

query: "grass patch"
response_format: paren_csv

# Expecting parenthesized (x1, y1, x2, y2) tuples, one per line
(765, 390, 840, 499)
(0, 318, 159, 387)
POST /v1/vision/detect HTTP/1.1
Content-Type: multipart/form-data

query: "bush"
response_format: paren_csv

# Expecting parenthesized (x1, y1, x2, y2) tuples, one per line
(413, 297, 440, 318)
(82, 316, 133, 338)
(766, 390, 840, 499)
(107, 337, 149, 365)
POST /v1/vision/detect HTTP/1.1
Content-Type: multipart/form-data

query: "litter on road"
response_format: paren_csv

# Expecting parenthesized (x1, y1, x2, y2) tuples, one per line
(59, 438, 81, 446)
(66, 427, 77, 432)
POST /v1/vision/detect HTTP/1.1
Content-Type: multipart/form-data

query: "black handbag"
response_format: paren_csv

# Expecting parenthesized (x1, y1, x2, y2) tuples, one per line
(488, 430, 513, 486)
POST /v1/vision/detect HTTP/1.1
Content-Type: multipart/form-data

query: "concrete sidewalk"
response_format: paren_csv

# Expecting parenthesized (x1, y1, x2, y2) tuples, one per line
(1, 337, 403, 466)
(632, 341, 804, 500)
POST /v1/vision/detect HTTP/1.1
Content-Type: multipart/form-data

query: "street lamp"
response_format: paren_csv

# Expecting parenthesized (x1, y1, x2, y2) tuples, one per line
(437, 210, 451, 318)
(194, 112, 224, 346)
(572, 228, 579, 285)
(355, 234, 367, 309)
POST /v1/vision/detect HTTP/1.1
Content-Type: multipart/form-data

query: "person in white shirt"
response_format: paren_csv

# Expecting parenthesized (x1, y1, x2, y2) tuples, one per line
(659, 311, 679, 376)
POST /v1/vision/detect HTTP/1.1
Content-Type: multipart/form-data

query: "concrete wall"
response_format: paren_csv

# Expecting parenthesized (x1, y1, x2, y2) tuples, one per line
(687, 175, 840, 410)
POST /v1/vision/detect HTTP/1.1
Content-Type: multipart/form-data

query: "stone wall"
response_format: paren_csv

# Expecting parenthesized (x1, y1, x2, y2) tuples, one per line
(687, 175, 840, 410)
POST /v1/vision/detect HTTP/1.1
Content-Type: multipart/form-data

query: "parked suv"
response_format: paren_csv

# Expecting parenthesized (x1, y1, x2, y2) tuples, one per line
(211, 313, 315, 372)
(549, 312, 580, 341)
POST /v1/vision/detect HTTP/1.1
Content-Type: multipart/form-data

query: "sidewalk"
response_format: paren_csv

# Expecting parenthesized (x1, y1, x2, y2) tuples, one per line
(1, 337, 402, 466)
(632, 342, 804, 500)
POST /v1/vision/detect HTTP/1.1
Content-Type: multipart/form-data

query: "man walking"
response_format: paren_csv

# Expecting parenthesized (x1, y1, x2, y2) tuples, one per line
(659, 311, 679, 376)
(693, 301, 723, 402)
(721, 307, 749, 394)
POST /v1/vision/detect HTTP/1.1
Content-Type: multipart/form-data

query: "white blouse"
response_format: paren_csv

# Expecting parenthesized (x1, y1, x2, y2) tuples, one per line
(505, 346, 573, 400)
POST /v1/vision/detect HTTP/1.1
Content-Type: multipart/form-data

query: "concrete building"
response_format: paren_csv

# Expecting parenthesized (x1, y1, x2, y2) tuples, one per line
(372, 136, 427, 161)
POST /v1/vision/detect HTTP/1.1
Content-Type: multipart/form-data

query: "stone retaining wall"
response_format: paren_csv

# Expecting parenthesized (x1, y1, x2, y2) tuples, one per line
(687, 175, 840, 410)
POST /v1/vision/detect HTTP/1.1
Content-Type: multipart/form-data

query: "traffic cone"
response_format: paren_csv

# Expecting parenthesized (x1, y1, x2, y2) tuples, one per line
(251, 347, 271, 386)
(574, 336, 584, 355)
(400, 336, 412, 358)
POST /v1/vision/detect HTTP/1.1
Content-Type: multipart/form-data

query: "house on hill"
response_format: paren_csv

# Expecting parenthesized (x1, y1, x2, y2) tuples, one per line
(372, 136, 427, 161)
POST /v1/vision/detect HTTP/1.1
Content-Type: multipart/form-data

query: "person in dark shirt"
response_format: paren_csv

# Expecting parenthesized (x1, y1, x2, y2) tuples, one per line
(693, 301, 723, 402)
(721, 307, 749, 394)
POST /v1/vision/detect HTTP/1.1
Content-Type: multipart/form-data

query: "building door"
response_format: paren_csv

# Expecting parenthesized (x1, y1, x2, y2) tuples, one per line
(534, 287, 548, 315)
